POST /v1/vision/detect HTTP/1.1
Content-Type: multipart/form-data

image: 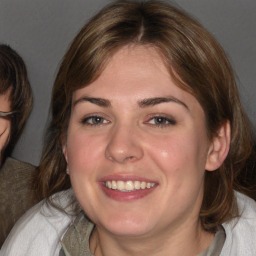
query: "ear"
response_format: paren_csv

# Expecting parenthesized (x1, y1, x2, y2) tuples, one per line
(62, 139, 70, 175)
(205, 121, 231, 171)
(61, 134, 68, 164)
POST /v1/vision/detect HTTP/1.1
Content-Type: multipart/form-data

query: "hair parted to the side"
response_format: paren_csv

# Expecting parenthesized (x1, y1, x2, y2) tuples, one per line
(0, 44, 33, 160)
(36, 0, 255, 232)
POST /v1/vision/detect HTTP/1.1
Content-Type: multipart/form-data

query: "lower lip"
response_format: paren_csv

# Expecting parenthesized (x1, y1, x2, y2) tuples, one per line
(100, 184, 157, 201)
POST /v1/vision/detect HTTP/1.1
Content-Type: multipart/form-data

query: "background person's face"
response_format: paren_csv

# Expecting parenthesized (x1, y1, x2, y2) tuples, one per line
(0, 89, 12, 163)
(63, 45, 213, 239)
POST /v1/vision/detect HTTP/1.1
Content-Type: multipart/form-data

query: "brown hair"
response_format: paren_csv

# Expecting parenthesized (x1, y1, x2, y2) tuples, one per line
(0, 44, 33, 160)
(37, 0, 255, 232)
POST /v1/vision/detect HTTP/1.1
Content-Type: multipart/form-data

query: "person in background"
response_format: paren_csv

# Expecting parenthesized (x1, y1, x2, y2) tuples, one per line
(2, 1, 256, 255)
(0, 44, 37, 247)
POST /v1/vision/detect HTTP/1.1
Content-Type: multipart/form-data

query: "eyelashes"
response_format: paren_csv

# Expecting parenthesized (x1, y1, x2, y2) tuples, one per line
(80, 115, 109, 126)
(80, 114, 176, 128)
(146, 116, 176, 127)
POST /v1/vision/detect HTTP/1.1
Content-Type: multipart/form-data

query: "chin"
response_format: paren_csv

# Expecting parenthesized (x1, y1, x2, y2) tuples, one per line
(97, 212, 155, 237)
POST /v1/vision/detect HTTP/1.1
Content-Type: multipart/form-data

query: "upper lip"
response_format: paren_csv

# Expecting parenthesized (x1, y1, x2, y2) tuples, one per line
(98, 174, 158, 184)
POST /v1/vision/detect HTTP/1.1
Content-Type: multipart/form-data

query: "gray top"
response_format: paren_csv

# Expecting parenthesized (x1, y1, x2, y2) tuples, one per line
(60, 213, 94, 256)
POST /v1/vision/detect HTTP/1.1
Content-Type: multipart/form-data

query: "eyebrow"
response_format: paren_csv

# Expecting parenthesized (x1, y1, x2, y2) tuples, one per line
(73, 97, 111, 107)
(73, 96, 188, 110)
(138, 97, 188, 110)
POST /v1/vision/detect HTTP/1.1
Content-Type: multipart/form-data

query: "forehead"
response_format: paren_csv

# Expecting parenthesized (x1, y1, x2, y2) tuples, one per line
(73, 45, 200, 110)
(73, 46, 172, 97)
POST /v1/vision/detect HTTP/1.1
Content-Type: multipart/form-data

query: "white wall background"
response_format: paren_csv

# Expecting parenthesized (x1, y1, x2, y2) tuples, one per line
(0, 0, 255, 166)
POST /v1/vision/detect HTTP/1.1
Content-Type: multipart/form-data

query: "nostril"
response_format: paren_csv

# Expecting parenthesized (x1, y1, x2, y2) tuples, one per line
(126, 156, 136, 160)
(106, 153, 114, 161)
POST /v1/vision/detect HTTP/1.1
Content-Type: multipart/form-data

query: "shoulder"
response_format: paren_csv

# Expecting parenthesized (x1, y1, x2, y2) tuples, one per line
(221, 192, 256, 256)
(0, 158, 38, 246)
(0, 157, 36, 194)
(1, 189, 77, 256)
(0, 157, 36, 192)
(1, 157, 35, 170)
(0, 157, 35, 181)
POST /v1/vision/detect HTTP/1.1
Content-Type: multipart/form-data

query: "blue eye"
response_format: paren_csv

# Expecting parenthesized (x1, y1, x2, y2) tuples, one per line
(147, 116, 176, 127)
(81, 116, 109, 126)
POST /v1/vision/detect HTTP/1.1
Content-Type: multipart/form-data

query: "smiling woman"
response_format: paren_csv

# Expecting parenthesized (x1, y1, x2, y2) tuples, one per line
(0, 45, 33, 161)
(0, 44, 37, 248)
(63, 46, 215, 245)
(2, 1, 256, 256)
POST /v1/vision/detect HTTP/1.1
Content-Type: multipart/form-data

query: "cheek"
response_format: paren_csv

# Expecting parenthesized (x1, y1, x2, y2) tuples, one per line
(66, 131, 106, 174)
(146, 131, 208, 177)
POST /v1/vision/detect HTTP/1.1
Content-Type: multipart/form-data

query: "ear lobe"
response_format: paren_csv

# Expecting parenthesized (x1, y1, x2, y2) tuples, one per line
(205, 121, 231, 171)
(62, 143, 68, 163)
(61, 134, 68, 164)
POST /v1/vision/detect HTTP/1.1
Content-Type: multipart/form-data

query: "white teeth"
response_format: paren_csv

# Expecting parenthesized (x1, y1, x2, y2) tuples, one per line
(106, 181, 112, 189)
(117, 181, 125, 190)
(140, 181, 146, 189)
(134, 181, 141, 190)
(125, 181, 134, 191)
(105, 180, 155, 191)
(112, 181, 117, 190)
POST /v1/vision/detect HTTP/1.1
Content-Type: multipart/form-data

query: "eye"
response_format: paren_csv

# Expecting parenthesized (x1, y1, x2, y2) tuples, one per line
(146, 115, 176, 127)
(81, 115, 109, 126)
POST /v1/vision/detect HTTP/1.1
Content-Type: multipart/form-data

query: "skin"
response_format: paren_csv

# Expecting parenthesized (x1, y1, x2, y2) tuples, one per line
(63, 45, 230, 256)
(0, 89, 12, 164)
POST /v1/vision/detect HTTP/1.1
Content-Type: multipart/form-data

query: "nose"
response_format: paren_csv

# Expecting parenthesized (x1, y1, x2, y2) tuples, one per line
(105, 123, 143, 164)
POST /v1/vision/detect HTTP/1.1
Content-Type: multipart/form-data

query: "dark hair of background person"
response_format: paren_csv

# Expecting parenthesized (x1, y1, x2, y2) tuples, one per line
(0, 44, 33, 161)
(36, 0, 255, 233)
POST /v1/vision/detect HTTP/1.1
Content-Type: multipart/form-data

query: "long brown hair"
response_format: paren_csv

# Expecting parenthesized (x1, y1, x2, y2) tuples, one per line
(36, 0, 255, 232)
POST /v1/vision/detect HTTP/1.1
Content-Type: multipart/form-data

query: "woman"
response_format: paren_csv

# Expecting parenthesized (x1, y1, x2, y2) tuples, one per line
(0, 44, 38, 248)
(2, 1, 256, 255)
(0, 44, 32, 162)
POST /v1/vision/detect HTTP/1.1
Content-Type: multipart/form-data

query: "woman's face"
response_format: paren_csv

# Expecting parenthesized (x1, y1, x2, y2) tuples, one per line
(63, 45, 215, 238)
(0, 89, 11, 163)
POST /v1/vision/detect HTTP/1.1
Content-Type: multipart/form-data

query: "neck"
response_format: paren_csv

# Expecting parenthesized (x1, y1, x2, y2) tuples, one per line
(90, 220, 214, 256)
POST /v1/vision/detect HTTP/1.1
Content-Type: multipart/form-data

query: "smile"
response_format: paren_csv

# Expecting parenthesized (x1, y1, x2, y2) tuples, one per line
(104, 180, 156, 192)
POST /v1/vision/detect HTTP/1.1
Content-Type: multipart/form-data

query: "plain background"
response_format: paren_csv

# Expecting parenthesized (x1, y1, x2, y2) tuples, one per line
(0, 0, 255, 166)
